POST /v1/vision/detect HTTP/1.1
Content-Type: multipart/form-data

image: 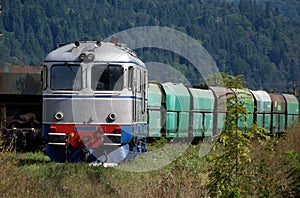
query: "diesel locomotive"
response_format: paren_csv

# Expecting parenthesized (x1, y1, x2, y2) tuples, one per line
(42, 40, 148, 163)
(41, 39, 299, 164)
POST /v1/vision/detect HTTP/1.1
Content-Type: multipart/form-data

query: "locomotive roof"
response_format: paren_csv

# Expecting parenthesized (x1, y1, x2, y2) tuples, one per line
(44, 41, 146, 67)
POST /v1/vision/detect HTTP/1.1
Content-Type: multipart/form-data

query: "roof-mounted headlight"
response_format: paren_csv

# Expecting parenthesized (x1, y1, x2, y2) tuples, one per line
(87, 53, 95, 61)
(79, 53, 94, 62)
(79, 53, 86, 61)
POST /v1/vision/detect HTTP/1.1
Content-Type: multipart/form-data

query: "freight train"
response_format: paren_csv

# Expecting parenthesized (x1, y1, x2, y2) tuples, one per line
(41, 40, 299, 164)
(0, 40, 298, 164)
(0, 66, 43, 152)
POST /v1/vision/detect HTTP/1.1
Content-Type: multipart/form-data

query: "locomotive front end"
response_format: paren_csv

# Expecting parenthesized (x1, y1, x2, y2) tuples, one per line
(42, 41, 147, 163)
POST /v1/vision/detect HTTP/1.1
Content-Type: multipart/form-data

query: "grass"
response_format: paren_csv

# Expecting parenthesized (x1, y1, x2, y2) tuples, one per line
(0, 122, 300, 197)
(0, 152, 120, 197)
(0, 144, 209, 197)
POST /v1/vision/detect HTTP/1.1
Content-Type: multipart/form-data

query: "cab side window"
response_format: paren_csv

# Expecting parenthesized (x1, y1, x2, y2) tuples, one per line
(128, 66, 134, 91)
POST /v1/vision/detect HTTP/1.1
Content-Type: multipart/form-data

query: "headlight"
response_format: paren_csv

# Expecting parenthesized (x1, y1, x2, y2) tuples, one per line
(87, 53, 95, 61)
(54, 112, 64, 121)
(79, 53, 86, 61)
(79, 53, 94, 62)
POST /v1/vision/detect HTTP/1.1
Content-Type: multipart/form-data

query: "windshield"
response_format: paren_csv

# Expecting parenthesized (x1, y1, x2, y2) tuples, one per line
(50, 65, 82, 90)
(91, 64, 124, 91)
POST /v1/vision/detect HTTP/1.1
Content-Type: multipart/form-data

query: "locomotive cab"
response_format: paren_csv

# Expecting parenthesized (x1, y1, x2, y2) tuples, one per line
(42, 41, 147, 163)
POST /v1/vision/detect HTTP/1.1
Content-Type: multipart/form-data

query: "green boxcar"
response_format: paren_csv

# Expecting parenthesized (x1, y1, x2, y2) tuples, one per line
(217, 113, 226, 134)
(161, 83, 190, 138)
(148, 82, 162, 110)
(178, 112, 189, 137)
(189, 88, 215, 137)
(191, 113, 214, 137)
(148, 111, 161, 137)
(231, 89, 254, 129)
(162, 83, 190, 111)
(166, 112, 177, 138)
(264, 114, 271, 132)
(283, 94, 299, 128)
(269, 93, 286, 133)
(192, 113, 203, 137)
(280, 114, 286, 132)
(204, 113, 214, 136)
(271, 114, 286, 133)
(210, 86, 232, 135)
(147, 82, 162, 137)
(250, 90, 272, 133)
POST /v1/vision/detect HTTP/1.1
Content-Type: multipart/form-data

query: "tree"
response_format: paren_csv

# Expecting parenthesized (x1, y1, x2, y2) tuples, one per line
(206, 74, 267, 197)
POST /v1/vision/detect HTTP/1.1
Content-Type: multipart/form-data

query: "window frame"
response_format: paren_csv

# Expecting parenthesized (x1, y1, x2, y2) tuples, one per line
(127, 66, 134, 91)
(91, 64, 124, 91)
(50, 64, 82, 91)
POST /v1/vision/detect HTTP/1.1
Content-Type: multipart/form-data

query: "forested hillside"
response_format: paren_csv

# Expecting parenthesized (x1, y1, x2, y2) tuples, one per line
(260, 0, 300, 23)
(0, 0, 299, 93)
